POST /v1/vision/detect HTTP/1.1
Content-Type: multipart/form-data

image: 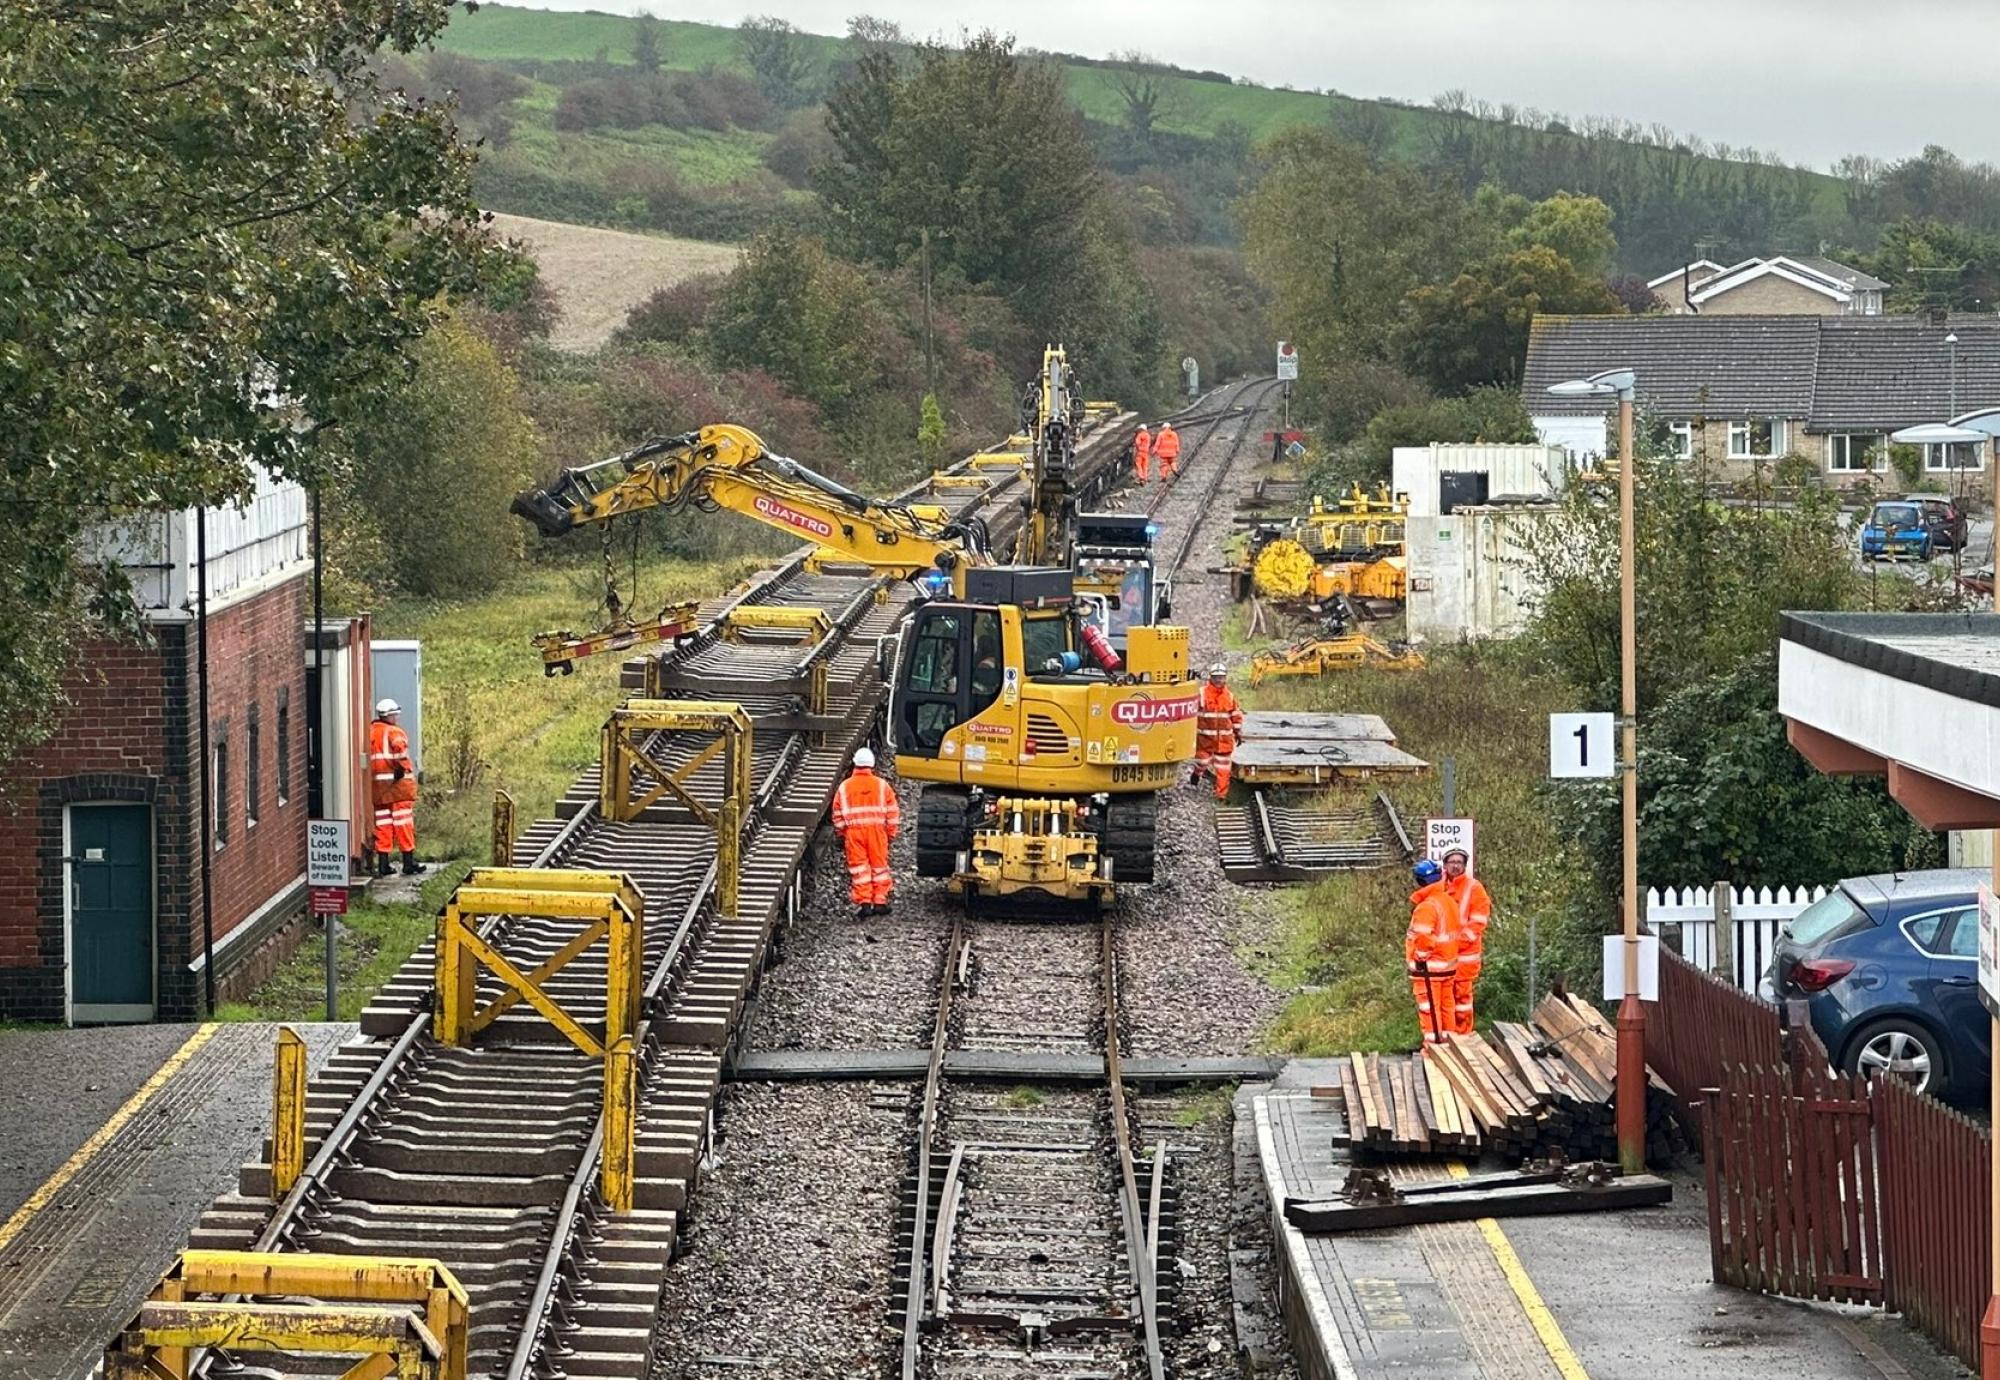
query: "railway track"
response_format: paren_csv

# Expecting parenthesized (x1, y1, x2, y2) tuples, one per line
(142, 403, 1159, 1380)
(891, 380, 1278, 1380)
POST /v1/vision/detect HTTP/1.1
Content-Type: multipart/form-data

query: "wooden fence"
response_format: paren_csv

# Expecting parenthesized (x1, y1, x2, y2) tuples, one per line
(1657, 947, 1991, 1372)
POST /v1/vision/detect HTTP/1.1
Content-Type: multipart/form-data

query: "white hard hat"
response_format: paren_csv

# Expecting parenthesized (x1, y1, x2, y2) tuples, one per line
(1209, 661, 1228, 678)
(375, 698, 400, 716)
(853, 746, 876, 768)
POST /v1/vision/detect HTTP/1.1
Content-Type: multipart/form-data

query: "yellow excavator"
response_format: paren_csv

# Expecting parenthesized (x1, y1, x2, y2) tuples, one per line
(511, 421, 1198, 904)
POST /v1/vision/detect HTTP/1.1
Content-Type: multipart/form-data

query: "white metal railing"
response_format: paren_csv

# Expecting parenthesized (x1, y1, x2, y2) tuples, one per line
(1643, 884, 1829, 997)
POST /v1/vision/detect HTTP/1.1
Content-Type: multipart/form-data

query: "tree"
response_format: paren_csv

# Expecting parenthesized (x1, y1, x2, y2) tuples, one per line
(819, 34, 1161, 401)
(705, 229, 888, 423)
(845, 14, 904, 56)
(1396, 245, 1621, 393)
(738, 15, 818, 109)
(1606, 274, 1663, 314)
(632, 12, 663, 74)
(0, 0, 497, 770)
(334, 316, 539, 598)
(1108, 50, 1181, 142)
(1508, 191, 1617, 278)
(917, 392, 947, 466)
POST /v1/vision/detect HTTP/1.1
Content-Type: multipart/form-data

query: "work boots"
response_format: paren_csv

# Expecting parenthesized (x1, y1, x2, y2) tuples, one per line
(374, 852, 392, 878)
(400, 850, 426, 877)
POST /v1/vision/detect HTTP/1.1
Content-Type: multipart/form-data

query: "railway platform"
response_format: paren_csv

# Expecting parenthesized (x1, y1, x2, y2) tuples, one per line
(0, 1021, 353, 1380)
(1237, 1058, 1968, 1380)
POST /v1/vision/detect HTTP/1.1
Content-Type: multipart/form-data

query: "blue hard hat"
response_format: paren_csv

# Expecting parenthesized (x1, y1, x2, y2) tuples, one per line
(1412, 858, 1443, 886)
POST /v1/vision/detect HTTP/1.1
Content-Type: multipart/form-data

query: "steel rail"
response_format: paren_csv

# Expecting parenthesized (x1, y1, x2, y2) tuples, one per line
(900, 918, 966, 1380)
(1160, 377, 1285, 581)
(1102, 917, 1168, 1380)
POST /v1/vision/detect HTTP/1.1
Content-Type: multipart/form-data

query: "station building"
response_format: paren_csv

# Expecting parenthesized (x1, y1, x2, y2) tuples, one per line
(0, 474, 372, 1023)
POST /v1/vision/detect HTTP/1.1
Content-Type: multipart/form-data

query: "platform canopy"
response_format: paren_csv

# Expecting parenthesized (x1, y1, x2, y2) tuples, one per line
(1779, 612, 2000, 829)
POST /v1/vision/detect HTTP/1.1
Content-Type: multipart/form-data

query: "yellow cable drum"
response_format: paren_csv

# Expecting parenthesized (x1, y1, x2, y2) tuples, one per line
(1252, 538, 1316, 599)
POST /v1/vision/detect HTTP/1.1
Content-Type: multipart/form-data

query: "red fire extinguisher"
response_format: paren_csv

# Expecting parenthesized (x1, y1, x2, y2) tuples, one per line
(1079, 619, 1123, 672)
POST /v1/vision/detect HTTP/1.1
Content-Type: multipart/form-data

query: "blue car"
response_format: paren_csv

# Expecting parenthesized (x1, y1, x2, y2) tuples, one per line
(1859, 501, 1935, 562)
(1769, 869, 1988, 1101)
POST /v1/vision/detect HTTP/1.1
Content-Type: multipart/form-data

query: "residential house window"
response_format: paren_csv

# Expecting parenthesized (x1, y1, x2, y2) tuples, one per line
(276, 688, 291, 805)
(1925, 441, 1984, 471)
(1727, 419, 1781, 458)
(247, 705, 260, 829)
(213, 727, 229, 850)
(1829, 433, 1887, 472)
(1668, 423, 1693, 460)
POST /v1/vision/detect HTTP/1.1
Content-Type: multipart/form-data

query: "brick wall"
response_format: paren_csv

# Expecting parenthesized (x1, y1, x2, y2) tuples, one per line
(0, 575, 308, 1021)
(1699, 274, 1843, 315)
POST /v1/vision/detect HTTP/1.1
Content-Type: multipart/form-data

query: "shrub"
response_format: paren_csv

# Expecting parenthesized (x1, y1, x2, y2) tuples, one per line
(762, 107, 835, 186)
(617, 273, 727, 348)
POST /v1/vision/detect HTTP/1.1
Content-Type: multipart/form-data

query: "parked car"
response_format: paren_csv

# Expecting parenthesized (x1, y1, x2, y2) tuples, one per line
(1859, 501, 1934, 561)
(1769, 868, 1988, 1100)
(1901, 493, 1970, 551)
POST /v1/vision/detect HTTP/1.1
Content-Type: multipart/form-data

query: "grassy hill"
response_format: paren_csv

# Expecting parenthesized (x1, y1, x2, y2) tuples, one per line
(489, 213, 739, 350)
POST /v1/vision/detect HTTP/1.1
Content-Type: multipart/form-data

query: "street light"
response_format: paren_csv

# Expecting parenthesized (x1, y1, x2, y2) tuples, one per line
(1548, 367, 1646, 1173)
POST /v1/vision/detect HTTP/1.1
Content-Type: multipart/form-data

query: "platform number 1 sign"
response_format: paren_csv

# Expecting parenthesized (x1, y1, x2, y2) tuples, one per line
(1548, 712, 1616, 779)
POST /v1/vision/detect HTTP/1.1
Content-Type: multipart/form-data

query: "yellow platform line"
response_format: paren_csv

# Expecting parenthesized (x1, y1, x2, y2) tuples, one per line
(1447, 1161, 1592, 1380)
(0, 1022, 220, 1254)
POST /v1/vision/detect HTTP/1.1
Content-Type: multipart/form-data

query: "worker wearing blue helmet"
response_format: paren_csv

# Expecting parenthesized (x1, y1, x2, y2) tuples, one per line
(1405, 857, 1462, 1045)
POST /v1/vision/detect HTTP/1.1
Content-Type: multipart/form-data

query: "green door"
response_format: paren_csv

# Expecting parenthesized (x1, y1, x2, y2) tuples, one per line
(70, 805, 153, 1022)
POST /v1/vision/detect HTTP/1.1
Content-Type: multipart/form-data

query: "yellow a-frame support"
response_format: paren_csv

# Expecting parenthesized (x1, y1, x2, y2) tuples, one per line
(599, 699, 751, 916)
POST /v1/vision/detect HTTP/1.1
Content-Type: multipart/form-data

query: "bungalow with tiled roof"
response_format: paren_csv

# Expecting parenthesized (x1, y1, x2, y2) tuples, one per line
(1522, 313, 1995, 486)
(1648, 255, 1887, 316)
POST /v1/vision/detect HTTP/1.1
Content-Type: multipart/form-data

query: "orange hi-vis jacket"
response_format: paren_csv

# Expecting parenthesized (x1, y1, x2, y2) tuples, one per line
(1405, 880, 1461, 977)
(1154, 425, 1181, 469)
(369, 719, 417, 808)
(1447, 874, 1493, 968)
(831, 768, 900, 837)
(1196, 682, 1243, 752)
(1134, 426, 1152, 464)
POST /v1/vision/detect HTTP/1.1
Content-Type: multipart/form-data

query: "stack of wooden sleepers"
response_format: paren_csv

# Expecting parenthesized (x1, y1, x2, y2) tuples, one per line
(1327, 991, 1691, 1162)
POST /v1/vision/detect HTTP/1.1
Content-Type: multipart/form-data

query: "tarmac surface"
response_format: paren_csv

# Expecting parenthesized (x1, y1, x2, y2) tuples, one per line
(1247, 1059, 1971, 1380)
(0, 1020, 355, 1380)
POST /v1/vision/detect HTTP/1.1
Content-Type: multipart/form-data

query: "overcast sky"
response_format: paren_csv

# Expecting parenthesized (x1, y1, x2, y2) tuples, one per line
(491, 0, 2000, 168)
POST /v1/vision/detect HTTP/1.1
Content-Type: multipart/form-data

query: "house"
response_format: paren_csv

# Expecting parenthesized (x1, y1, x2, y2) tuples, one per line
(1650, 255, 1887, 316)
(1523, 313, 1998, 485)
(0, 472, 362, 1024)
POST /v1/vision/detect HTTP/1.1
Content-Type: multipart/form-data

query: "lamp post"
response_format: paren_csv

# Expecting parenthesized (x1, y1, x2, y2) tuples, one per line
(1548, 367, 1645, 1172)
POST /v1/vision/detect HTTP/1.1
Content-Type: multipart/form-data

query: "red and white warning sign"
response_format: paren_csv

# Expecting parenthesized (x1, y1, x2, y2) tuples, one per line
(1275, 340, 1299, 381)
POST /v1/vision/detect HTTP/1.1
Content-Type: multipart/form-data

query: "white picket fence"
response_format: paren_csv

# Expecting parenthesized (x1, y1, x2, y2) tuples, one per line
(1643, 884, 1830, 997)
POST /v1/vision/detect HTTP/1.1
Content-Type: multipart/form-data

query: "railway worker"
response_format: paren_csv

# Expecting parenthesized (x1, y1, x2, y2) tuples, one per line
(1193, 661, 1244, 798)
(367, 699, 423, 878)
(1154, 421, 1182, 481)
(1133, 423, 1152, 481)
(832, 746, 901, 917)
(1442, 847, 1491, 1034)
(1405, 858, 1461, 1045)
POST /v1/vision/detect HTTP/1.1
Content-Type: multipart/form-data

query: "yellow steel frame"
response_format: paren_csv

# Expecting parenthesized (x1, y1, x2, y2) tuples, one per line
(1249, 635, 1426, 685)
(953, 796, 1111, 903)
(435, 868, 644, 1061)
(105, 1251, 469, 1380)
(531, 599, 703, 675)
(599, 699, 752, 916)
(271, 1027, 307, 1199)
(603, 1033, 636, 1212)
(720, 605, 830, 642)
(491, 789, 516, 867)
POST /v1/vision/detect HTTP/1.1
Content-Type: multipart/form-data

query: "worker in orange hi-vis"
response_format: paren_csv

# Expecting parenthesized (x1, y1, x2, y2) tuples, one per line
(1132, 423, 1152, 482)
(1405, 858, 1461, 1045)
(831, 746, 901, 918)
(367, 699, 423, 879)
(1442, 847, 1491, 1034)
(1193, 661, 1244, 798)
(1153, 421, 1181, 481)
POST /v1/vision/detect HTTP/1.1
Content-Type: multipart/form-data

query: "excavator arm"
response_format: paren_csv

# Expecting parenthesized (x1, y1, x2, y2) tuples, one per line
(512, 423, 989, 582)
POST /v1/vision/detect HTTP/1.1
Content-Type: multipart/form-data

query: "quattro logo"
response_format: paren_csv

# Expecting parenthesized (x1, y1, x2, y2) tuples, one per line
(1111, 694, 1197, 727)
(753, 494, 833, 539)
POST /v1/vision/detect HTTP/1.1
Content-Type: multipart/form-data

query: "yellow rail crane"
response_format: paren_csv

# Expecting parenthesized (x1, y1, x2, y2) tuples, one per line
(511, 422, 1198, 906)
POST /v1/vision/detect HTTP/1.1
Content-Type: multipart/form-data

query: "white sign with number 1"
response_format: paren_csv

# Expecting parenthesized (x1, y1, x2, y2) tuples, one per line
(1549, 712, 1616, 779)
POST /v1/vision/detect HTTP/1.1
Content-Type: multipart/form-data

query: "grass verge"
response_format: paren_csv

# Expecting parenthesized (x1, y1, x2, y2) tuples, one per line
(217, 864, 473, 1023)
(1250, 643, 1599, 1056)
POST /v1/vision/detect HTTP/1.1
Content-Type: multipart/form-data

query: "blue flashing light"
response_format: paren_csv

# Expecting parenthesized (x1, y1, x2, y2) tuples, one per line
(1144, 522, 1160, 538)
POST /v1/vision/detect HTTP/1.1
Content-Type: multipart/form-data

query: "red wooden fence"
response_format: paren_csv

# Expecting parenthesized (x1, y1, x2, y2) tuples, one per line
(1876, 1074, 1992, 1369)
(1659, 945, 1991, 1372)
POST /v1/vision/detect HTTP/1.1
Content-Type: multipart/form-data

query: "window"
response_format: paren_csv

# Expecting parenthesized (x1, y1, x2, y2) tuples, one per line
(1944, 908, 1981, 959)
(1667, 423, 1693, 460)
(907, 611, 963, 694)
(213, 728, 229, 850)
(1925, 440, 1983, 471)
(1727, 419, 1776, 458)
(1829, 433, 1887, 473)
(275, 688, 291, 805)
(1022, 614, 1069, 675)
(1784, 889, 1870, 945)
(246, 706, 260, 829)
(968, 610, 1002, 712)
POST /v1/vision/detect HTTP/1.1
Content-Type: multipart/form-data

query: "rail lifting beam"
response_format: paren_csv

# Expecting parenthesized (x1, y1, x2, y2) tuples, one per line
(435, 868, 645, 1059)
(104, 1251, 469, 1380)
(600, 698, 752, 915)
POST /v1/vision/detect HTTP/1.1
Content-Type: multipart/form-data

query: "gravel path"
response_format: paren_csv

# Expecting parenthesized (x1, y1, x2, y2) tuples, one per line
(647, 1081, 907, 1378)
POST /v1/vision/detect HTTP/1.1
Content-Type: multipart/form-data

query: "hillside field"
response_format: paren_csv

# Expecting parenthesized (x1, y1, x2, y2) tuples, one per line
(489, 212, 739, 350)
